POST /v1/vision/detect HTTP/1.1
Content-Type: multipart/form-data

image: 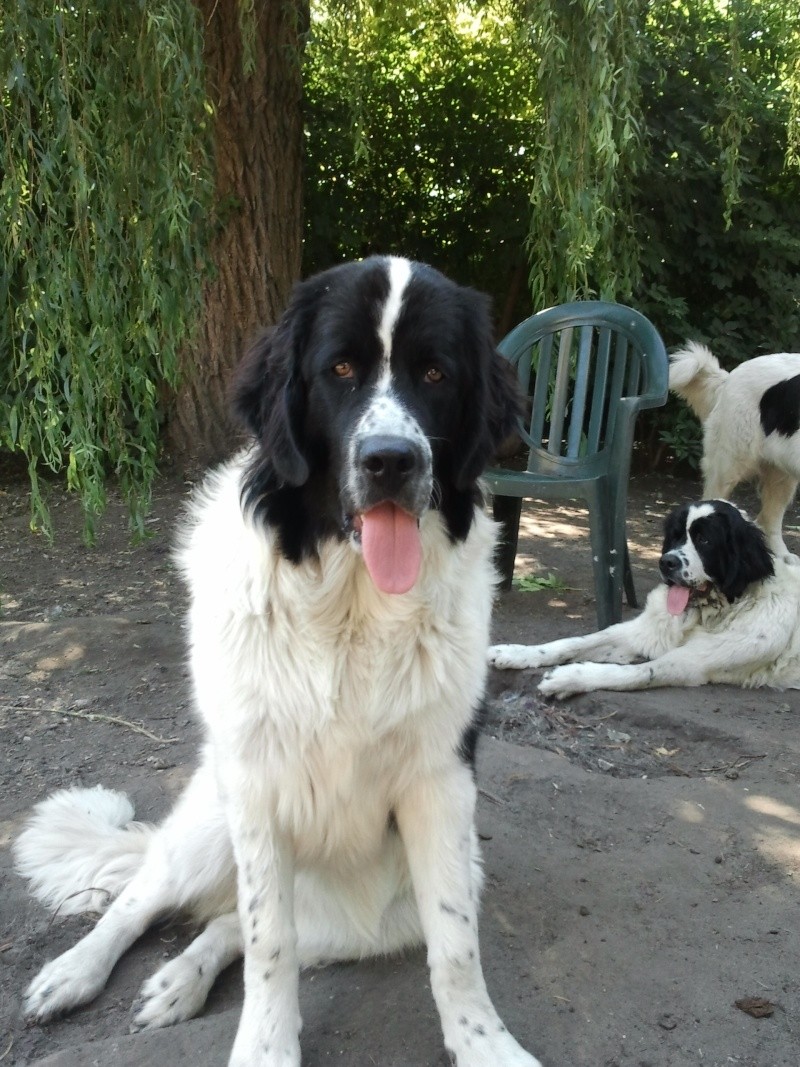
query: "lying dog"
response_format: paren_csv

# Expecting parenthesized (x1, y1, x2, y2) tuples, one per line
(489, 500, 800, 698)
(15, 257, 541, 1067)
(670, 341, 800, 563)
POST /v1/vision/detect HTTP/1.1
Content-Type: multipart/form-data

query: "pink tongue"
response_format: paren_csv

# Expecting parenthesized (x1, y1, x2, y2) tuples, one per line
(360, 502, 422, 594)
(667, 584, 691, 616)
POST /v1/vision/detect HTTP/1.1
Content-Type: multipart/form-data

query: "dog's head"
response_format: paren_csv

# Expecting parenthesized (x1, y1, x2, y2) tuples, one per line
(659, 500, 774, 612)
(232, 256, 520, 592)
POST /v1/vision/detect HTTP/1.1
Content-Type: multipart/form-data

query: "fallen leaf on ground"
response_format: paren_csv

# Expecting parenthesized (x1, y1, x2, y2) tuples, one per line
(735, 997, 775, 1018)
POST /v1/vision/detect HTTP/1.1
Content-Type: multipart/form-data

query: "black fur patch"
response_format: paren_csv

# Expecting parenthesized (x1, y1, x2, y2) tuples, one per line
(759, 373, 800, 438)
(458, 701, 489, 772)
(661, 502, 689, 554)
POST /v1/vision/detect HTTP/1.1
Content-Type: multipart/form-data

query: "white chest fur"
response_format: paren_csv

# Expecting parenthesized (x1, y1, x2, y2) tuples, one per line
(177, 457, 498, 863)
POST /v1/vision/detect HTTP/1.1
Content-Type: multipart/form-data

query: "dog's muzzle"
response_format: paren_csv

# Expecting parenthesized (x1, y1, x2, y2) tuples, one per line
(344, 433, 433, 595)
(353, 434, 431, 515)
(659, 551, 686, 584)
(659, 549, 711, 615)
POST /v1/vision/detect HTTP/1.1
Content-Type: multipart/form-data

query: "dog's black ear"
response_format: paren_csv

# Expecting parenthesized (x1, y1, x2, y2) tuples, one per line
(454, 291, 524, 492)
(718, 508, 774, 603)
(231, 314, 310, 488)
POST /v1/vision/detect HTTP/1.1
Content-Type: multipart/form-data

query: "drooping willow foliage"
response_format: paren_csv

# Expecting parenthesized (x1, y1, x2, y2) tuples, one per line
(0, 2, 212, 539)
(3, 0, 800, 534)
(520, 0, 645, 309)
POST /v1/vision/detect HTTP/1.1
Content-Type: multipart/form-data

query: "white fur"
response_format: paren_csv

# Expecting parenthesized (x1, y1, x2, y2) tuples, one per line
(670, 342, 800, 562)
(13, 785, 149, 915)
(490, 557, 800, 698)
(377, 255, 412, 374)
(17, 469, 540, 1065)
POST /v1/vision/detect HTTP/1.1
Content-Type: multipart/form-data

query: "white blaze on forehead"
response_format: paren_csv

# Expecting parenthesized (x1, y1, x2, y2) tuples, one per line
(686, 502, 715, 530)
(377, 257, 413, 375)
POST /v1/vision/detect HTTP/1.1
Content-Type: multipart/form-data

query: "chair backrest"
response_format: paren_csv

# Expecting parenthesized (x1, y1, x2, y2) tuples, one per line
(498, 301, 668, 478)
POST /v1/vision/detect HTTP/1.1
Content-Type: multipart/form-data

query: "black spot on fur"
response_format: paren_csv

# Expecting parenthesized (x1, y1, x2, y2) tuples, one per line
(759, 373, 800, 438)
(440, 901, 470, 923)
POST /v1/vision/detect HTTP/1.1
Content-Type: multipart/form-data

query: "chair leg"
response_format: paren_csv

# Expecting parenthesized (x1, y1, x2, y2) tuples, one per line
(587, 502, 616, 630)
(492, 496, 522, 591)
(623, 541, 638, 609)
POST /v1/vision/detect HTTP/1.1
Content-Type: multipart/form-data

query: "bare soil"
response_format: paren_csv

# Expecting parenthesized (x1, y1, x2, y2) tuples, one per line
(1, 465, 799, 1067)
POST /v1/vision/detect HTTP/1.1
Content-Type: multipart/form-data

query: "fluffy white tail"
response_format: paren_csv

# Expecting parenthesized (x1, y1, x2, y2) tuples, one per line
(14, 786, 153, 916)
(669, 341, 729, 422)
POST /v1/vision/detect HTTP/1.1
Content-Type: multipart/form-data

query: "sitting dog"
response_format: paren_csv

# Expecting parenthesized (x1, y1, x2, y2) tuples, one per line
(15, 257, 541, 1067)
(489, 500, 800, 698)
(670, 341, 800, 563)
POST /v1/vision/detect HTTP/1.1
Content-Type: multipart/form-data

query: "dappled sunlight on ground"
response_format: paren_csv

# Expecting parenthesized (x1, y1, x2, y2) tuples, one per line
(675, 798, 706, 824)
(745, 794, 800, 872)
(669, 785, 800, 879)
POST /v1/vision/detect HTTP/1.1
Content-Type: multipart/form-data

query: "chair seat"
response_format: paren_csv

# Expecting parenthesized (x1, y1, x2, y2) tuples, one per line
(485, 301, 668, 628)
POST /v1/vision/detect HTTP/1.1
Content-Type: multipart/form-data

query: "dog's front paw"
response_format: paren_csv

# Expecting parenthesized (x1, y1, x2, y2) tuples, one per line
(538, 663, 592, 699)
(24, 945, 109, 1023)
(446, 1025, 543, 1067)
(488, 644, 546, 670)
(228, 1036, 300, 1067)
(131, 953, 215, 1031)
(228, 1005, 301, 1067)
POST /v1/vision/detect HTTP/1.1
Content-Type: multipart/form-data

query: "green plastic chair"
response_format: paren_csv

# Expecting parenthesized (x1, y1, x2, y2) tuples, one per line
(484, 301, 668, 629)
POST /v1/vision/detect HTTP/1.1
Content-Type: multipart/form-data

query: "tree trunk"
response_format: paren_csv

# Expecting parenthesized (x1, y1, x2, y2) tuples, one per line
(167, 0, 307, 467)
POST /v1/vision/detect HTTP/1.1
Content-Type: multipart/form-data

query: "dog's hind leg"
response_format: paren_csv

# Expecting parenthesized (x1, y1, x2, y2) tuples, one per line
(756, 467, 799, 563)
(132, 912, 243, 1031)
(24, 762, 234, 1023)
(24, 841, 187, 1022)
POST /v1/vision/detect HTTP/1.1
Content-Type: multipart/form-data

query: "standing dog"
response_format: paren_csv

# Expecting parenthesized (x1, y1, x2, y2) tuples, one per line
(670, 341, 800, 563)
(490, 500, 800, 698)
(15, 257, 542, 1067)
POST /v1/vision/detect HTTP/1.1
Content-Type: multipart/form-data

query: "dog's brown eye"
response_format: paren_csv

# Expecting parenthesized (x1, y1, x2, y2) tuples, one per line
(333, 361, 354, 379)
(424, 367, 444, 383)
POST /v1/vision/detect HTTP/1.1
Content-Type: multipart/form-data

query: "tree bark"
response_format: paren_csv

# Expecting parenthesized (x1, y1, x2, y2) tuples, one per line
(167, 0, 307, 467)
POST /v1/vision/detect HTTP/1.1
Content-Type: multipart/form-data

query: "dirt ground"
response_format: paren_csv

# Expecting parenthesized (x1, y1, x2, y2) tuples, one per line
(1, 465, 799, 1067)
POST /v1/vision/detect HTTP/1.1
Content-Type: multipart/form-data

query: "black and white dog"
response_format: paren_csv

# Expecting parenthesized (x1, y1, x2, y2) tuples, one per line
(490, 500, 800, 697)
(670, 342, 800, 564)
(15, 257, 543, 1067)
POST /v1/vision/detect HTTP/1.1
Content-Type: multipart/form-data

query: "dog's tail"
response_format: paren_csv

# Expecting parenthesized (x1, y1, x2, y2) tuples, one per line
(669, 341, 729, 421)
(14, 786, 154, 916)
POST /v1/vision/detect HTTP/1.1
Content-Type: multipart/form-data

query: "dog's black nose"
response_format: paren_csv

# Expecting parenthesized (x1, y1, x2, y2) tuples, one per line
(659, 552, 681, 579)
(358, 435, 421, 493)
